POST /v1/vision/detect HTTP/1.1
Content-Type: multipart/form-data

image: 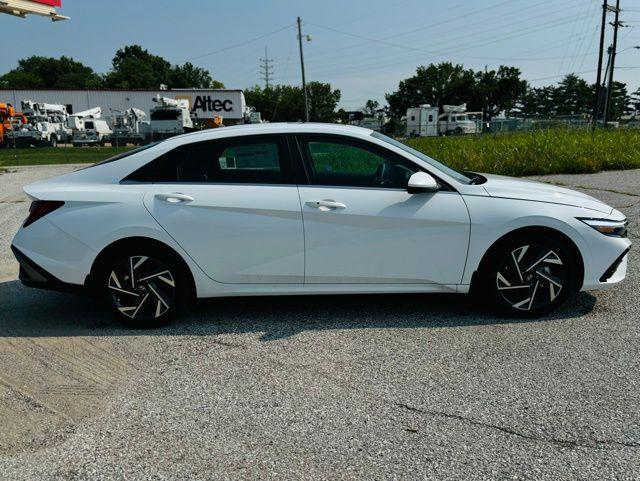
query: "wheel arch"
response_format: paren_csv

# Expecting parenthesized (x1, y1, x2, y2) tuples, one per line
(470, 226, 585, 294)
(86, 236, 197, 299)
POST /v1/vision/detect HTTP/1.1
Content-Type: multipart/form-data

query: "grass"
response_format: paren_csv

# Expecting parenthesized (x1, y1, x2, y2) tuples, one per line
(406, 129, 640, 177)
(0, 146, 135, 167)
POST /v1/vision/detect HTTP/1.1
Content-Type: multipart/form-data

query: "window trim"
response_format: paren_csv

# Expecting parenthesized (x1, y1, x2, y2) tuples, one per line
(122, 134, 297, 185)
(294, 133, 453, 191)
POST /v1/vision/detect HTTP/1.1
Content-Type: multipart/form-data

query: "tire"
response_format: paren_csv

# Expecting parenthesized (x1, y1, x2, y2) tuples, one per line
(98, 246, 191, 327)
(478, 233, 578, 317)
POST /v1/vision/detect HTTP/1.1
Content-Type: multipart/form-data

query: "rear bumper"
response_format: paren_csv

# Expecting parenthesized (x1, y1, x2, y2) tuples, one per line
(11, 245, 84, 293)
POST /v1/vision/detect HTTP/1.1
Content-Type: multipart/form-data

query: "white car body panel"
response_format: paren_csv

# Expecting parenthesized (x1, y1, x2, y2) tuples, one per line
(299, 186, 469, 284)
(11, 123, 631, 302)
(142, 183, 304, 284)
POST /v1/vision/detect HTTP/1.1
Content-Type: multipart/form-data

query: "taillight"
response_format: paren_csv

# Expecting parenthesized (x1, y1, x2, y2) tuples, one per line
(23, 200, 64, 228)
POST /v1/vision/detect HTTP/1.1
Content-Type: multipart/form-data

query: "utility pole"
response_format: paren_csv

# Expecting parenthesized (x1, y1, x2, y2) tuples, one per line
(603, 0, 621, 127)
(259, 46, 274, 89)
(592, 0, 608, 130)
(297, 16, 309, 122)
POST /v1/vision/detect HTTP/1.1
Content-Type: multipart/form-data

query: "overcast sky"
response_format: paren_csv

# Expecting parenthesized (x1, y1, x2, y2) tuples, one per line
(1, 0, 639, 109)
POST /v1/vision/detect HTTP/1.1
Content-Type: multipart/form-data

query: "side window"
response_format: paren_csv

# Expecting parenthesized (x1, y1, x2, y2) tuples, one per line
(300, 137, 418, 189)
(127, 136, 292, 184)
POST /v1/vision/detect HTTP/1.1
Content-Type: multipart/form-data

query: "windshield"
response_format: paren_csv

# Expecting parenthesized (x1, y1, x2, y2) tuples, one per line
(371, 132, 472, 184)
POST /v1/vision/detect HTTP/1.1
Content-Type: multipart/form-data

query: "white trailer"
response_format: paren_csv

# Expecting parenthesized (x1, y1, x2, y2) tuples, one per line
(406, 105, 439, 137)
(7, 100, 71, 146)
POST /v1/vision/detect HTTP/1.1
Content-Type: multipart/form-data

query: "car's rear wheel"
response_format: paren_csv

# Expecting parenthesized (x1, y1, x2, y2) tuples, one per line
(101, 249, 189, 327)
(481, 234, 578, 317)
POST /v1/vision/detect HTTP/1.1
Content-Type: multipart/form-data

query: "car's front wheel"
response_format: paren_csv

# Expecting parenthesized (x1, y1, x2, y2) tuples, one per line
(481, 234, 578, 317)
(101, 249, 189, 327)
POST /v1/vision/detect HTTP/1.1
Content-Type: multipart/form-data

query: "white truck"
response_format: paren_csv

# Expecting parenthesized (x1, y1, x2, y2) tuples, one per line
(439, 104, 482, 135)
(109, 108, 148, 146)
(406, 103, 483, 137)
(144, 96, 194, 141)
(68, 107, 113, 147)
(7, 101, 71, 147)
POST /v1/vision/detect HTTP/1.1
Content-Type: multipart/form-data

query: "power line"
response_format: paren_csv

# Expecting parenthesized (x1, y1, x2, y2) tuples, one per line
(187, 24, 294, 61)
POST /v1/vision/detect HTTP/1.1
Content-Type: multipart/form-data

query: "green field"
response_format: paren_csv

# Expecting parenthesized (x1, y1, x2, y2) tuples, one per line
(0, 146, 135, 167)
(2, 129, 640, 177)
(406, 129, 640, 177)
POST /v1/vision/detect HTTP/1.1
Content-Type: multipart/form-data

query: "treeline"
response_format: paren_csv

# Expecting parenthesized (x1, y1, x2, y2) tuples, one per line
(2, 50, 638, 122)
(0, 45, 224, 90)
(385, 62, 638, 120)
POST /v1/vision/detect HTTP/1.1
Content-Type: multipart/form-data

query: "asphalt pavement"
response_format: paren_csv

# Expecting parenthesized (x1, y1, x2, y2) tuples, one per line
(0, 165, 638, 480)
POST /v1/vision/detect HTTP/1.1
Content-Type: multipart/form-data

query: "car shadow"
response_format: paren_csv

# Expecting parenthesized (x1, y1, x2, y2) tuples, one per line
(0, 279, 597, 340)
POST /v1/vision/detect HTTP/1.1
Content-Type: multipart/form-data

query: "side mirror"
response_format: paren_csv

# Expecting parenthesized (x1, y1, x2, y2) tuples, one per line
(407, 172, 439, 194)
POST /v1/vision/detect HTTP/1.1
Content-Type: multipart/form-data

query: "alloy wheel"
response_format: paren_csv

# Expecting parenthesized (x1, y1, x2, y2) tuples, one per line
(496, 244, 566, 311)
(108, 256, 176, 320)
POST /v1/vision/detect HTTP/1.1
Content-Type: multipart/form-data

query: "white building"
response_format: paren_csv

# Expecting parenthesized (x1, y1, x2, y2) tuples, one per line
(0, 89, 248, 124)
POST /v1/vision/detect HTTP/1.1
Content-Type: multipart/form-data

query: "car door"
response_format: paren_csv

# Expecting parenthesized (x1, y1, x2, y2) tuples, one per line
(141, 134, 304, 284)
(295, 134, 470, 285)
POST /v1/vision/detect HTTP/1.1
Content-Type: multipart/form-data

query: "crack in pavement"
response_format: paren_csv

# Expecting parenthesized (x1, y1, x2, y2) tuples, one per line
(394, 401, 640, 451)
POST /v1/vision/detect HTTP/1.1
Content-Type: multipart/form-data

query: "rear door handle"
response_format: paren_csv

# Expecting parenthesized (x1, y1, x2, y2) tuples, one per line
(306, 199, 347, 210)
(155, 193, 194, 204)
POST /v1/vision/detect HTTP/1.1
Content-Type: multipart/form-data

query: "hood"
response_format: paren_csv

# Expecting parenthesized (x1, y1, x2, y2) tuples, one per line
(481, 174, 613, 215)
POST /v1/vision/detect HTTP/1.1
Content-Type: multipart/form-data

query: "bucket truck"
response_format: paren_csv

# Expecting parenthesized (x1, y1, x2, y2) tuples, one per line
(109, 108, 148, 146)
(7, 101, 71, 147)
(145, 96, 194, 141)
(0, 103, 28, 147)
(68, 107, 112, 147)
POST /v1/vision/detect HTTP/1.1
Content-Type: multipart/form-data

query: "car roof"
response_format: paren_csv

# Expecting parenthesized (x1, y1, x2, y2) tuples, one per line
(161, 122, 374, 146)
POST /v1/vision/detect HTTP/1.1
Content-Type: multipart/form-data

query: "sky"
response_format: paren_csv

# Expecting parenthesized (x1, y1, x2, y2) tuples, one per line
(1, 0, 639, 110)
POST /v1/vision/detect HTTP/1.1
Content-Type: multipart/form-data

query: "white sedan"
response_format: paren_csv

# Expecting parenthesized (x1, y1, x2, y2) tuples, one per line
(11, 123, 631, 326)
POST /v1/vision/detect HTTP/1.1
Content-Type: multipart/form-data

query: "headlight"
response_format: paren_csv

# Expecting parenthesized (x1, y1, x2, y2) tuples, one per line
(578, 218, 628, 237)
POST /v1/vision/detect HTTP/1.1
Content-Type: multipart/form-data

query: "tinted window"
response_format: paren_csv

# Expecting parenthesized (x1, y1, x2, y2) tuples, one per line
(126, 136, 291, 184)
(151, 110, 180, 121)
(300, 136, 418, 189)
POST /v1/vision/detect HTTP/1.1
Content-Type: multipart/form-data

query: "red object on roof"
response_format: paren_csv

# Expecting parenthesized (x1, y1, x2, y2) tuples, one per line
(31, 0, 62, 6)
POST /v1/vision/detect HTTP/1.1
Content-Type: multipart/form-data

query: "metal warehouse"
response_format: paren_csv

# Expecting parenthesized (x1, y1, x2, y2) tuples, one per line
(0, 89, 247, 122)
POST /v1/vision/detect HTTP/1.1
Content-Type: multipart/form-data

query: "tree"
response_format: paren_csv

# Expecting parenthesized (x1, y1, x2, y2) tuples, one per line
(385, 62, 525, 119)
(169, 62, 225, 89)
(362, 99, 380, 116)
(0, 55, 103, 89)
(385, 62, 476, 119)
(103, 45, 224, 89)
(552, 74, 594, 116)
(104, 45, 172, 89)
(472, 66, 528, 118)
(244, 82, 341, 122)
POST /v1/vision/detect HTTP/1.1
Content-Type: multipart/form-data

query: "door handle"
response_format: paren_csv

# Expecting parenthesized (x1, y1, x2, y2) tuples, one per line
(155, 193, 194, 204)
(306, 199, 347, 210)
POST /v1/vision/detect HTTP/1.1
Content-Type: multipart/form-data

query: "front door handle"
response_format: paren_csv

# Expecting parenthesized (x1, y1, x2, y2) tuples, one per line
(155, 193, 194, 204)
(306, 199, 347, 210)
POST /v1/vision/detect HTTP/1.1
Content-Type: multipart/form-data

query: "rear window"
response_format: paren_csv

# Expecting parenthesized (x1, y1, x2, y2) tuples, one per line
(124, 135, 293, 184)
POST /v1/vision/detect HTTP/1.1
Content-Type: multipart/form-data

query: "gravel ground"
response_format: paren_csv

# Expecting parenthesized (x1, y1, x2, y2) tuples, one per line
(0, 165, 638, 480)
